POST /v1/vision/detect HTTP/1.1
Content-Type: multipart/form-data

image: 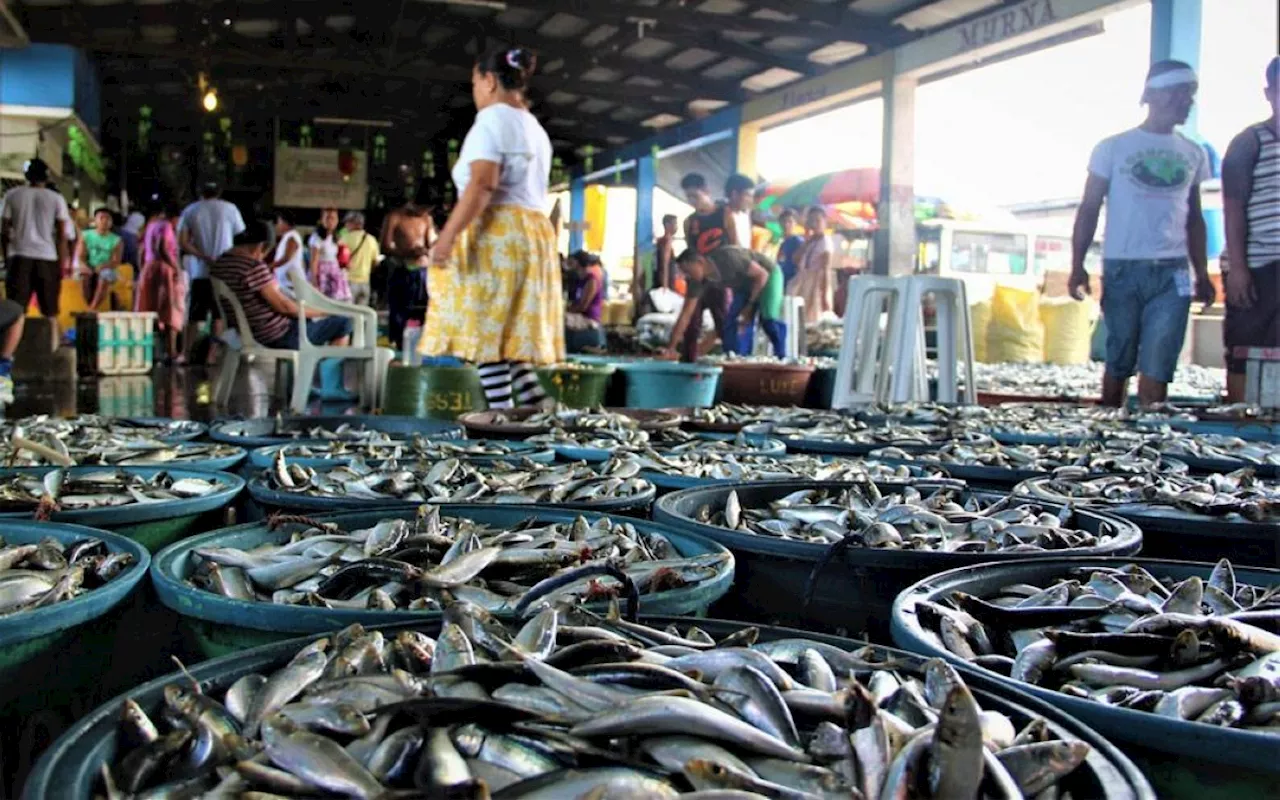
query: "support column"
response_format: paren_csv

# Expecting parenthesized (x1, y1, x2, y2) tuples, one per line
(634, 151, 657, 294)
(568, 176, 586, 253)
(736, 124, 759, 181)
(1149, 0, 1202, 134)
(874, 63, 917, 277)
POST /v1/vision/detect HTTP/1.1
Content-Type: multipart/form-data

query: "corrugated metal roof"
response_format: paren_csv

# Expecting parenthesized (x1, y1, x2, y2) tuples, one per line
(10, 0, 999, 158)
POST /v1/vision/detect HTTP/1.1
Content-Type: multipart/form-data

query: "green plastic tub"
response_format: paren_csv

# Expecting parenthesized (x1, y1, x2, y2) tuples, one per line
(0, 522, 150, 798)
(152, 505, 734, 658)
(536, 364, 616, 408)
(892, 557, 1280, 799)
(24, 616, 1153, 800)
(0, 467, 245, 553)
(654, 480, 1142, 638)
(382, 364, 488, 419)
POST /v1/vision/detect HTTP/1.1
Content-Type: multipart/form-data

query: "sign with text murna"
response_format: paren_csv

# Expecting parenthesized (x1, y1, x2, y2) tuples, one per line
(273, 147, 368, 209)
(955, 0, 1058, 53)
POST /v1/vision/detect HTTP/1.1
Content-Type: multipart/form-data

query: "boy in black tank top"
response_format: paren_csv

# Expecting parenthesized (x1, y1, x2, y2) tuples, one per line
(672, 173, 739, 360)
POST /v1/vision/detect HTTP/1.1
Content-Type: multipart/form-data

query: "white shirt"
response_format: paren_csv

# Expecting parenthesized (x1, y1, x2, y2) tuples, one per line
(273, 229, 304, 296)
(1088, 128, 1210, 260)
(0, 185, 71, 261)
(452, 104, 552, 211)
(731, 210, 752, 249)
(178, 198, 246, 279)
(307, 232, 339, 264)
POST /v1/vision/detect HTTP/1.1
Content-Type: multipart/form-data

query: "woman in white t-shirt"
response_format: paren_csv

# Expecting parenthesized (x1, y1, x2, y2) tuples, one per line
(308, 206, 351, 302)
(268, 211, 305, 297)
(421, 45, 562, 407)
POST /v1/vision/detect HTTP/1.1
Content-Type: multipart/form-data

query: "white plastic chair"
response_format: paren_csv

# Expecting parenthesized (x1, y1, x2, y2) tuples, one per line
(285, 264, 393, 411)
(890, 276, 976, 405)
(210, 277, 302, 410)
(832, 275, 905, 408)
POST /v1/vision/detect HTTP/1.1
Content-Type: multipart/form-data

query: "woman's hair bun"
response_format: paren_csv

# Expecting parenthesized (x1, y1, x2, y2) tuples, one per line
(478, 44, 537, 91)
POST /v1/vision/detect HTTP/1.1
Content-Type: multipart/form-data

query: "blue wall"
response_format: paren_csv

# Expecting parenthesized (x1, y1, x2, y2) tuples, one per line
(0, 44, 100, 136)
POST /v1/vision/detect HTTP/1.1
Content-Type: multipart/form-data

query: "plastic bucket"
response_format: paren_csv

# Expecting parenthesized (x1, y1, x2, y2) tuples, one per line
(535, 364, 615, 408)
(151, 505, 733, 658)
(24, 616, 1153, 800)
(248, 440, 555, 470)
(618, 361, 721, 409)
(381, 364, 488, 419)
(0, 522, 150, 798)
(248, 476, 656, 517)
(715, 362, 815, 406)
(653, 480, 1142, 638)
(804, 364, 837, 409)
(209, 415, 465, 447)
(1014, 475, 1280, 568)
(892, 557, 1280, 798)
(0, 466, 245, 553)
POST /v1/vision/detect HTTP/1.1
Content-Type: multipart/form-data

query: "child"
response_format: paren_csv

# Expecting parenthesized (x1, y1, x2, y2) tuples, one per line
(75, 207, 123, 310)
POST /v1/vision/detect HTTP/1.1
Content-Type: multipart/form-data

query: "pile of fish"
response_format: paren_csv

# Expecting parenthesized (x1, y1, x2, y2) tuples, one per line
(688, 403, 796, 429)
(806, 318, 844, 352)
(1018, 469, 1280, 523)
(691, 484, 1122, 551)
(0, 414, 203, 441)
(529, 429, 779, 456)
(488, 407, 665, 431)
(967, 362, 1225, 400)
(1106, 429, 1280, 467)
(917, 559, 1280, 734)
(187, 509, 729, 613)
(101, 602, 1097, 799)
(0, 416, 227, 467)
(871, 440, 1180, 476)
(608, 451, 945, 484)
(224, 416, 388, 443)
(0, 469, 225, 513)
(264, 454, 653, 506)
(268, 439, 538, 464)
(0, 535, 135, 616)
(768, 420, 989, 450)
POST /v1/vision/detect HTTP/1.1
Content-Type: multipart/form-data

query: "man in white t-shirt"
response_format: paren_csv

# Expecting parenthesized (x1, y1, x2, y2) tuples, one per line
(725, 173, 755, 250)
(1069, 60, 1214, 408)
(0, 158, 70, 320)
(178, 182, 245, 363)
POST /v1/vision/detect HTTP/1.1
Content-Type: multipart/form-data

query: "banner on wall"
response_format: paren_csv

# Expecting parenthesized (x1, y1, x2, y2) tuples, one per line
(273, 147, 368, 209)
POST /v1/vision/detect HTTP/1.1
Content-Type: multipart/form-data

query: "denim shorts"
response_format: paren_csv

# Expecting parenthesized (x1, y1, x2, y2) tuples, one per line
(267, 316, 354, 349)
(1101, 258, 1192, 383)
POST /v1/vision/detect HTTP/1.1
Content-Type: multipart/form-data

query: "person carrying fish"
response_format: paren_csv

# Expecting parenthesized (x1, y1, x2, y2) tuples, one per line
(665, 246, 787, 358)
(1221, 56, 1280, 402)
(1069, 59, 1214, 407)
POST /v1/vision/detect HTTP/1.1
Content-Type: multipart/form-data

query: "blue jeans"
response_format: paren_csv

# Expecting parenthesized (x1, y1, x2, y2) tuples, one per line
(725, 290, 787, 357)
(1102, 258, 1192, 383)
(268, 316, 354, 349)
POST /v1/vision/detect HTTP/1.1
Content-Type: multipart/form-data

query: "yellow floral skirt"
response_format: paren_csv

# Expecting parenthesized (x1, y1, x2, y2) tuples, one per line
(418, 204, 565, 365)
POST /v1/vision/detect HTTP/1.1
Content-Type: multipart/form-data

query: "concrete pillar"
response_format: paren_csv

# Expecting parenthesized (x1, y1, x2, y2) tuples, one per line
(1149, 0, 1203, 134)
(634, 152, 657, 294)
(569, 176, 586, 253)
(874, 65, 917, 277)
(736, 124, 759, 181)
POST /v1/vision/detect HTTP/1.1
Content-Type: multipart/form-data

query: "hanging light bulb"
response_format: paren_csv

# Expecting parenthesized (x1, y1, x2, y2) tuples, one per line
(202, 88, 219, 112)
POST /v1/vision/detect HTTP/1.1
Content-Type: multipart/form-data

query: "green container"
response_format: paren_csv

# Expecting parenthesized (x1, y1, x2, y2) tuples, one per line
(152, 506, 734, 659)
(0, 521, 150, 798)
(382, 364, 487, 419)
(536, 364, 615, 408)
(0, 466, 245, 553)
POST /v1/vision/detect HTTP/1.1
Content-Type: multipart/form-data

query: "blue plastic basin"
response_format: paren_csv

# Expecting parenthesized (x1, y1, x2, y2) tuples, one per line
(617, 362, 722, 409)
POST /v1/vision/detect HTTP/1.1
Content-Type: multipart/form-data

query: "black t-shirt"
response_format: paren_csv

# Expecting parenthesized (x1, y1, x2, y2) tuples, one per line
(686, 204, 731, 255)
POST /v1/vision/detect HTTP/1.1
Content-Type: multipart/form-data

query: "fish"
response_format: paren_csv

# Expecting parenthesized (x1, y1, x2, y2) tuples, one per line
(0, 469, 225, 513)
(185, 511, 729, 612)
(921, 558, 1280, 735)
(0, 534, 135, 615)
(104, 601, 1092, 799)
(0, 415, 222, 467)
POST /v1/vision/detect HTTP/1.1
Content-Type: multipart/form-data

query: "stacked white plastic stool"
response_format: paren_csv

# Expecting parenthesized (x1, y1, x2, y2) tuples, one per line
(831, 274, 976, 408)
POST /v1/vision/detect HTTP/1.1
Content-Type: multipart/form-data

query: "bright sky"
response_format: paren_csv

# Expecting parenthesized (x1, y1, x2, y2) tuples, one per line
(757, 0, 1279, 208)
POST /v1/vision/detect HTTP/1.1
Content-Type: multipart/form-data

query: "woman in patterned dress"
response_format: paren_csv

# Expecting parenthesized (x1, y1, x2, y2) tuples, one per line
(419, 45, 563, 408)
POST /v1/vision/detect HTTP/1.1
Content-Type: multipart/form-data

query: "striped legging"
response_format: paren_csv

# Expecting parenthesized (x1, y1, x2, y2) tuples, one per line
(477, 361, 547, 409)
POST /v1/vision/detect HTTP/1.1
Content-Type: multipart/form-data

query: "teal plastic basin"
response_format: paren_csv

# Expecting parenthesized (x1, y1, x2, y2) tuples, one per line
(248, 440, 555, 470)
(152, 505, 734, 658)
(618, 362, 722, 409)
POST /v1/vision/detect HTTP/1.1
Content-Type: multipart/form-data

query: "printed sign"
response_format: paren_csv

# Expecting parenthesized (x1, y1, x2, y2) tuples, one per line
(273, 147, 368, 209)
